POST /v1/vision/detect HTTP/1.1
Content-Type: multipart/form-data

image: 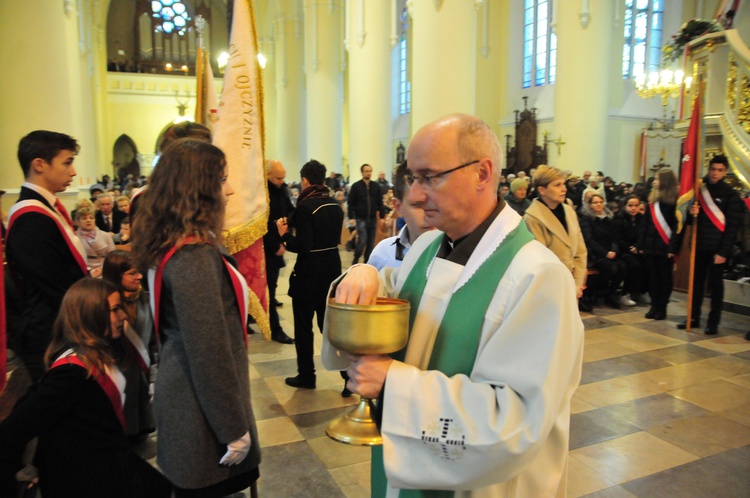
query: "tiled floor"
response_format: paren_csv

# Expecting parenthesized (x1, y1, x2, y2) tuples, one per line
(242, 250, 750, 497)
(4, 248, 750, 497)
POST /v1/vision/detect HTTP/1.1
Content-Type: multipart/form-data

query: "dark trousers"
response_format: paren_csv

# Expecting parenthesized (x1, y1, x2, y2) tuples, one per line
(690, 250, 726, 326)
(353, 218, 377, 264)
(592, 257, 625, 296)
(292, 293, 327, 379)
(645, 254, 674, 313)
(267, 263, 283, 334)
(621, 253, 647, 295)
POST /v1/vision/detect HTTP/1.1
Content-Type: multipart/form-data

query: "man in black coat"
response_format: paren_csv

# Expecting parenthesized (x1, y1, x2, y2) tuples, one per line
(678, 155, 744, 334)
(5, 131, 88, 381)
(95, 193, 127, 235)
(277, 160, 344, 389)
(264, 159, 295, 344)
(347, 163, 386, 265)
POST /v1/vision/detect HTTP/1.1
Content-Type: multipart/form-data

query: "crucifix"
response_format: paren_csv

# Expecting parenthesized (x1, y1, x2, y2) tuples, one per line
(543, 131, 567, 155)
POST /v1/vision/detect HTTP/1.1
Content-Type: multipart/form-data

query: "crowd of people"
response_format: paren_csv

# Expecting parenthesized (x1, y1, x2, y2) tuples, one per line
(1, 115, 748, 496)
(502, 160, 748, 329)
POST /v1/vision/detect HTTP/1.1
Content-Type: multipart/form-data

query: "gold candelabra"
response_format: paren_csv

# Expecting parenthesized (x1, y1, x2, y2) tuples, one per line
(634, 69, 692, 130)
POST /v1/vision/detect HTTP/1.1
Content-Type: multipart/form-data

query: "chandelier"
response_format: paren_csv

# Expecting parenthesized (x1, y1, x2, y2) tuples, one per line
(634, 69, 692, 130)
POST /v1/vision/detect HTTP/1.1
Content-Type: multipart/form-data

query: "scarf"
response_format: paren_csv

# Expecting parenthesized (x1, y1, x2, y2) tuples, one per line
(298, 184, 332, 204)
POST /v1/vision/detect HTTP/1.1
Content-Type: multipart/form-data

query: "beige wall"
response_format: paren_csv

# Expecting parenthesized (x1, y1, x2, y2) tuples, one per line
(3, 0, 750, 210)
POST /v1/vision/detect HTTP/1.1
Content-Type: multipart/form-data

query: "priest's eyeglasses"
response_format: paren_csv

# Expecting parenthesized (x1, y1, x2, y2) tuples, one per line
(404, 160, 480, 189)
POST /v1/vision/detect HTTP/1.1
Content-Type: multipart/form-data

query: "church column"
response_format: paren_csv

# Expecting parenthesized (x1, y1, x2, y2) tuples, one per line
(552, 1, 614, 173)
(259, 36, 277, 160)
(303, 0, 344, 173)
(0, 0, 100, 194)
(273, 2, 306, 170)
(409, 1, 480, 131)
(346, 0, 393, 180)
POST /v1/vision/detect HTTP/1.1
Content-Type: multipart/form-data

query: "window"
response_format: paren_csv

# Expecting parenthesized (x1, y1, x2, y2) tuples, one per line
(622, 0, 663, 79)
(151, 0, 191, 35)
(523, 0, 557, 88)
(399, 8, 411, 115)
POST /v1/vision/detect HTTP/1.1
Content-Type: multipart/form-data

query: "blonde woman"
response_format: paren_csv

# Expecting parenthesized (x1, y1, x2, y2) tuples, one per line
(524, 166, 588, 309)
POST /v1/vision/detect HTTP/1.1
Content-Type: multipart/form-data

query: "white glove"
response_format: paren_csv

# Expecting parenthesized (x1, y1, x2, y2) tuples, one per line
(219, 431, 251, 466)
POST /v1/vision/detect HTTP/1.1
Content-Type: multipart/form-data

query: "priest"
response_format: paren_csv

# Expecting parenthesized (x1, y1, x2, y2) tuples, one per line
(323, 114, 584, 497)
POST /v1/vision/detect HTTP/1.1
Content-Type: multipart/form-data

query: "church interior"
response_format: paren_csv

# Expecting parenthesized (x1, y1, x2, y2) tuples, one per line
(1, 0, 750, 496)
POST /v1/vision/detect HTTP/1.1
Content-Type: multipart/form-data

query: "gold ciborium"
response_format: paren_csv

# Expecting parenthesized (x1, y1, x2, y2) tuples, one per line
(325, 297, 410, 445)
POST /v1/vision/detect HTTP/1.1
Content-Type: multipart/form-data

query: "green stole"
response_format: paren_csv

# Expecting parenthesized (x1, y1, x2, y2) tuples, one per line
(371, 221, 535, 498)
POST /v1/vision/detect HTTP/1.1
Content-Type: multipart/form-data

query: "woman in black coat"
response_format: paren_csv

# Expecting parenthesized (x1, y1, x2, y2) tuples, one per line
(579, 194, 626, 308)
(0, 278, 170, 497)
(639, 168, 681, 320)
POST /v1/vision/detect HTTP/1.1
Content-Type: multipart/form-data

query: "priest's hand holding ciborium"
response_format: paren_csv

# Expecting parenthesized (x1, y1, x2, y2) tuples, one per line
(324, 267, 410, 446)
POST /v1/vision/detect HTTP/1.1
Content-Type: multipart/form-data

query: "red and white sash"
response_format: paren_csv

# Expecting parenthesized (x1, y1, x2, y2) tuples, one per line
(148, 239, 248, 349)
(698, 184, 726, 232)
(50, 352, 127, 432)
(7, 199, 88, 276)
(123, 321, 151, 377)
(650, 202, 672, 246)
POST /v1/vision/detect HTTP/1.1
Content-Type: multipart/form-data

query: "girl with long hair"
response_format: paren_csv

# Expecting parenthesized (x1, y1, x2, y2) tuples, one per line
(103, 249, 156, 443)
(640, 168, 681, 320)
(132, 138, 260, 497)
(0, 278, 170, 497)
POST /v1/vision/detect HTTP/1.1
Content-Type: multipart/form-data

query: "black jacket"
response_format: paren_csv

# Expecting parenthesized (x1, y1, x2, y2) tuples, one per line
(283, 194, 344, 301)
(95, 209, 127, 233)
(579, 205, 619, 267)
(347, 179, 386, 221)
(691, 178, 744, 257)
(6, 188, 87, 355)
(264, 181, 294, 268)
(0, 363, 170, 497)
(614, 211, 645, 251)
(640, 202, 682, 256)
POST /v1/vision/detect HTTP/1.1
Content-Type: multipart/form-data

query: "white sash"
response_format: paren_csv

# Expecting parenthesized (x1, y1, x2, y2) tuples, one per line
(8, 199, 88, 271)
(699, 184, 726, 231)
(123, 320, 151, 370)
(653, 201, 672, 241)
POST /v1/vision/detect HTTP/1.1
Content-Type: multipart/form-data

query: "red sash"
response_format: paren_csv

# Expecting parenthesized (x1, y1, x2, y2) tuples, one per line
(7, 203, 88, 276)
(698, 184, 726, 232)
(50, 355, 126, 432)
(151, 238, 248, 348)
(649, 202, 672, 246)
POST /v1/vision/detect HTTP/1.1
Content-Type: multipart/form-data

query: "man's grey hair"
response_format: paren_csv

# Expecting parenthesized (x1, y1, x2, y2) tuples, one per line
(454, 115, 504, 188)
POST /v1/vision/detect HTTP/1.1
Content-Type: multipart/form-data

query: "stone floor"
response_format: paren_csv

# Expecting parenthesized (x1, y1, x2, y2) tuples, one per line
(241, 250, 750, 497)
(4, 248, 750, 497)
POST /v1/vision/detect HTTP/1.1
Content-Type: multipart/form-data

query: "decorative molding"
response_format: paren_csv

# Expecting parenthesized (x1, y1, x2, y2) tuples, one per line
(550, 0, 558, 34)
(64, 0, 75, 17)
(612, 0, 620, 29)
(474, 0, 483, 11)
(311, 3, 319, 72)
(406, 0, 414, 19)
(343, 0, 350, 52)
(390, 0, 398, 49)
(480, 0, 489, 59)
(579, 0, 590, 29)
(340, 3, 347, 72)
(433, 0, 443, 10)
(357, 0, 366, 48)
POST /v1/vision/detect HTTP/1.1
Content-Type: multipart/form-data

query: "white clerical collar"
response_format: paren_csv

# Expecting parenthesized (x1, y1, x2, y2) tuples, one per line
(23, 181, 58, 207)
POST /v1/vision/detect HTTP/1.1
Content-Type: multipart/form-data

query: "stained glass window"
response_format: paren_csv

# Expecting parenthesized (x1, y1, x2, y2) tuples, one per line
(151, 0, 190, 35)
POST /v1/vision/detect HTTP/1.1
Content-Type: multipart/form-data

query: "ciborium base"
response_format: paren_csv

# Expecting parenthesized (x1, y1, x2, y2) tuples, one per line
(326, 396, 382, 446)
